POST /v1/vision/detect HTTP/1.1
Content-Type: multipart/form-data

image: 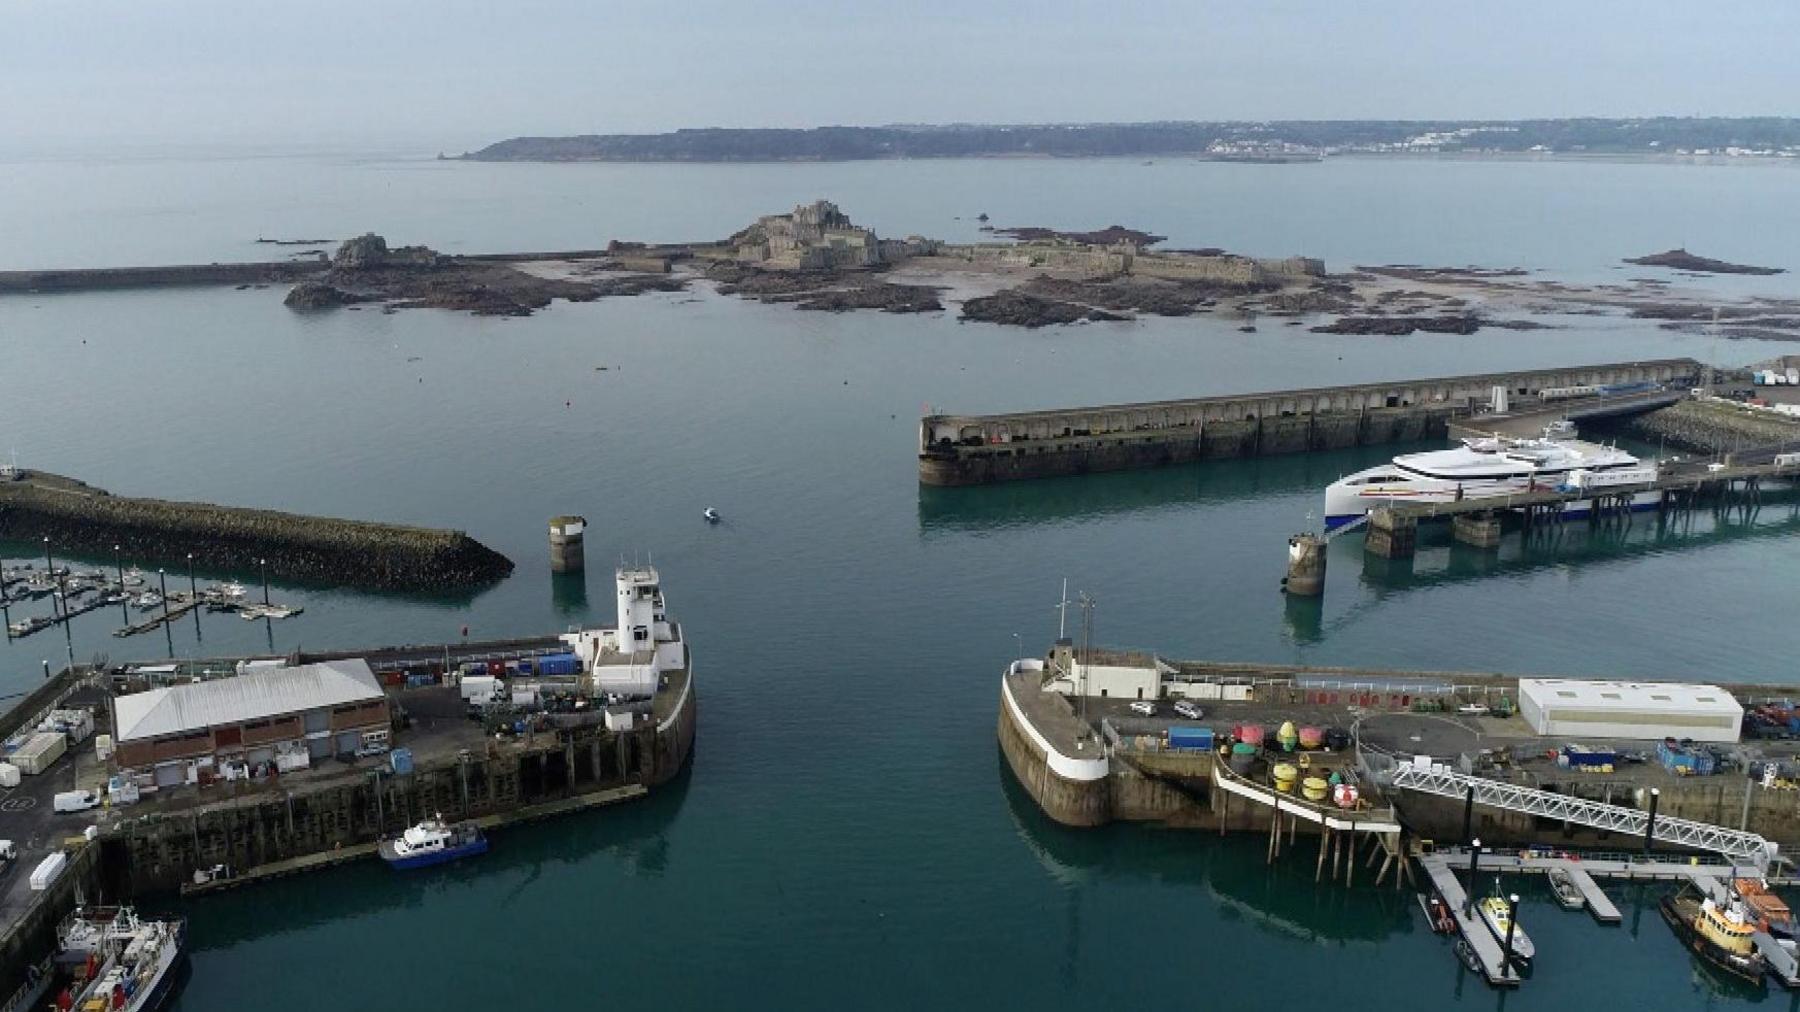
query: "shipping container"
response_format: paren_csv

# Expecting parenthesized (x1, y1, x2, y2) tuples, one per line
(30, 852, 66, 891)
(12, 732, 66, 775)
(389, 747, 414, 775)
(536, 653, 581, 677)
(1167, 726, 1214, 751)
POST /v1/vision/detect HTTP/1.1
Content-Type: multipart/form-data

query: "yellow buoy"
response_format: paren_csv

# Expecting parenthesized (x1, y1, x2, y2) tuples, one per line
(1273, 762, 1299, 792)
(1302, 777, 1329, 802)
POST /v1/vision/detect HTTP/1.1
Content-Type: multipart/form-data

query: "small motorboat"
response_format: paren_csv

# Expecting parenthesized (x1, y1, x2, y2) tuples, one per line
(1478, 885, 1535, 969)
(134, 591, 164, 611)
(1453, 937, 1483, 974)
(215, 582, 248, 599)
(702, 507, 721, 524)
(1548, 867, 1586, 911)
(121, 567, 147, 588)
(378, 815, 488, 870)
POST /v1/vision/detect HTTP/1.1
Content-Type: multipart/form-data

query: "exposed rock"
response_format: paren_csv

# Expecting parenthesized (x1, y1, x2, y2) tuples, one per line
(1623, 249, 1784, 275)
(992, 224, 1167, 247)
(1309, 314, 1484, 335)
(960, 290, 1132, 327)
(781, 284, 943, 314)
(1019, 275, 1274, 316)
(283, 234, 686, 317)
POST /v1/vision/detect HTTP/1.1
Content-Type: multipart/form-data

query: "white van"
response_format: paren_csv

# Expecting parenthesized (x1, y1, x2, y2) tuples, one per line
(1128, 701, 1157, 717)
(53, 789, 100, 813)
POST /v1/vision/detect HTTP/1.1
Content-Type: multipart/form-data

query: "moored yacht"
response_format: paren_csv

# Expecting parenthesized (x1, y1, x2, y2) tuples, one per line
(1323, 424, 1659, 530)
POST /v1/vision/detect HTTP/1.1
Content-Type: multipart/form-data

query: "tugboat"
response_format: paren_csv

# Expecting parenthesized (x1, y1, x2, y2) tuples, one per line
(378, 815, 488, 870)
(1660, 886, 1766, 988)
(1547, 867, 1586, 911)
(54, 907, 188, 1012)
(1478, 883, 1535, 970)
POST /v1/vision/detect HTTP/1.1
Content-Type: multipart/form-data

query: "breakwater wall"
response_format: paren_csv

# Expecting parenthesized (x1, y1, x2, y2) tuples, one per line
(920, 359, 1701, 485)
(1605, 397, 1800, 455)
(0, 472, 512, 592)
(0, 260, 327, 294)
(105, 675, 695, 895)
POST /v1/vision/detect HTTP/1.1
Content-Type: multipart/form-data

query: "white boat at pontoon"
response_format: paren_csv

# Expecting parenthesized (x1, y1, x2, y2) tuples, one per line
(1323, 423, 1660, 530)
(133, 591, 163, 611)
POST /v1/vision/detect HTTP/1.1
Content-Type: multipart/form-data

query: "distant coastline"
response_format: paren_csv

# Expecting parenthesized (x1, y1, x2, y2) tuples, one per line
(458, 117, 1800, 164)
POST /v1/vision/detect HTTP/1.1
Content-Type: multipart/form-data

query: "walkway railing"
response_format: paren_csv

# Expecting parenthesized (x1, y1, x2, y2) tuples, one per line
(1387, 764, 1778, 870)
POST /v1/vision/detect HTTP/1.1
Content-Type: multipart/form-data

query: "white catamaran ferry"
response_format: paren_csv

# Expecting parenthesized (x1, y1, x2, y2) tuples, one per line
(1323, 423, 1660, 530)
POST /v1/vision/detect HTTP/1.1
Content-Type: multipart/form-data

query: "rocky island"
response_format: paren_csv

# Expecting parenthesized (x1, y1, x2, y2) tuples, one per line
(284, 233, 687, 316)
(1623, 248, 1784, 275)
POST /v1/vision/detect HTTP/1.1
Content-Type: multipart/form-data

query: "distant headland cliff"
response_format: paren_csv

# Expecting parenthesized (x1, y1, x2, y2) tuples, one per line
(460, 117, 1800, 163)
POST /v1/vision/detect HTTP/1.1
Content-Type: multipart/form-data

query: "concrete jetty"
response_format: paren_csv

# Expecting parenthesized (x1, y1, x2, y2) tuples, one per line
(920, 359, 1699, 485)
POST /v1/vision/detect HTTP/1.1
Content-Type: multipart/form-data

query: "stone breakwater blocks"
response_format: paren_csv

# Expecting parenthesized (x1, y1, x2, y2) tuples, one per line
(0, 474, 513, 592)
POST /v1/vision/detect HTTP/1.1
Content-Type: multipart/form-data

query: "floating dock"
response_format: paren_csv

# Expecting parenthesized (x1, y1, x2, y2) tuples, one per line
(1417, 854, 1522, 987)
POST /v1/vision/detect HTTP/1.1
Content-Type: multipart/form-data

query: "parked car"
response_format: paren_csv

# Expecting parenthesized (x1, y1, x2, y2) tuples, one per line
(1128, 701, 1157, 717)
(1173, 701, 1204, 720)
(1457, 703, 1491, 717)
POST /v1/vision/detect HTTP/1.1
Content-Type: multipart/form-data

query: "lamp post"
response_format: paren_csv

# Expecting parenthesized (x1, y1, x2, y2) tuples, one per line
(1644, 787, 1660, 855)
(113, 544, 123, 586)
(186, 553, 197, 599)
(259, 558, 270, 605)
(1500, 892, 1520, 974)
(1464, 837, 1482, 915)
(157, 569, 169, 620)
(1012, 632, 1023, 668)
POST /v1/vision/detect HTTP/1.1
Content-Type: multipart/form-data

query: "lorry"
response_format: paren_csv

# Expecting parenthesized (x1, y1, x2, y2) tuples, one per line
(460, 675, 504, 713)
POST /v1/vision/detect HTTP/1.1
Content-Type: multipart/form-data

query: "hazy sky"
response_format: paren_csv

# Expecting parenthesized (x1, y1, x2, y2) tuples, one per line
(6, 0, 1798, 152)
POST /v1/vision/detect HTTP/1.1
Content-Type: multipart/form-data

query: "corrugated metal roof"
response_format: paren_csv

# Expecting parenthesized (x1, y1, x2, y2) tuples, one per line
(113, 660, 384, 743)
(1519, 678, 1743, 715)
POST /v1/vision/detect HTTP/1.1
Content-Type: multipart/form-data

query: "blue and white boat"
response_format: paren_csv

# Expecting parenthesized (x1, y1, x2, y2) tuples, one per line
(1323, 424, 1659, 531)
(378, 816, 488, 870)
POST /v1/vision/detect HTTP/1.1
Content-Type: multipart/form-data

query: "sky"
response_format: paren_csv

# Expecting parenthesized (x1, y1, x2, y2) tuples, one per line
(5, 0, 1799, 153)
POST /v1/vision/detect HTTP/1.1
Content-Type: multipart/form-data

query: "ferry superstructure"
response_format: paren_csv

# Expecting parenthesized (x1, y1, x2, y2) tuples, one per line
(1322, 424, 1659, 530)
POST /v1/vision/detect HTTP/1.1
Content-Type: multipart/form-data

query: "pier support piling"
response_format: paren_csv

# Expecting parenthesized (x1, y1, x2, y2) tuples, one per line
(1363, 509, 1416, 559)
(1451, 511, 1502, 550)
(1282, 533, 1327, 596)
(548, 515, 586, 573)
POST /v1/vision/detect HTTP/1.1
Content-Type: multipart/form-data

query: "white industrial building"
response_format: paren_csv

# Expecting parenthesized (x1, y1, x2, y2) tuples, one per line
(1043, 647, 1163, 701)
(1517, 678, 1743, 743)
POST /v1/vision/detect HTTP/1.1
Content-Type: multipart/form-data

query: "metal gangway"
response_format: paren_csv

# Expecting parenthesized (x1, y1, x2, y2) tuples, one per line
(1387, 765, 1779, 871)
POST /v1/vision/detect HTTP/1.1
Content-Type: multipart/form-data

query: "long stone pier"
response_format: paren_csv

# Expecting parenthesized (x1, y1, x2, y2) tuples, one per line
(919, 359, 1701, 486)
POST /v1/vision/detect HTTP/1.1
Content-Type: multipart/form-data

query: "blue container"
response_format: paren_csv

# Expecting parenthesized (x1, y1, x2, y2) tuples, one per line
(512, 720, 526, 734)
(515, 658, 535, 675)
(1168, 726, 1214, 751)
(537, 653, 580, 677)
(389, 748, 414, 775)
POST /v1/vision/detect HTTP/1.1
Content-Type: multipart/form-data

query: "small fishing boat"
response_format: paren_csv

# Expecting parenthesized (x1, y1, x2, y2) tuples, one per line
(121, 568, 147, 588)
(133, 591, 163, 611)
(702, 507, 721, 524)
(1453, 937, 1483, 974)
(54, 907, 188, 1012)
(7, 616, 52, 637)
(214, 582, 248, 599)
(1478, 885, 1535, 969)
(1548, 867, 1586, 911)
(378, 815, 488, 870)
(1418, 893, 1456, 934)
(1734, 878, 1796, 938)
(1661, 887, 1766, 988)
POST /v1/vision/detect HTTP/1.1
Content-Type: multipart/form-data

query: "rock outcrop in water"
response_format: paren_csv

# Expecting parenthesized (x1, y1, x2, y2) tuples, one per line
(282, 233, 688, 317)
(0, 470, 512, 592)
(960, 291, 1132, 327)
(1623, 249, 1784, 275)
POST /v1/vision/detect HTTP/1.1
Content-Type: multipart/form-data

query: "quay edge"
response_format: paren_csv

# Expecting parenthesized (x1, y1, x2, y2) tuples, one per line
(922, 359, 1700, 486)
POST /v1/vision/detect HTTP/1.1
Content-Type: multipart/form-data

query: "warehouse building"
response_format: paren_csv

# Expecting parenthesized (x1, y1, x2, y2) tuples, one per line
(1517, 678, 1742, 743)
(112, 659, 390, 784)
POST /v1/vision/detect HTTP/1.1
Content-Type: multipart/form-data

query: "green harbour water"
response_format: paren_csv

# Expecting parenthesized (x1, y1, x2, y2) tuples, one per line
(2, 150, 1800, 1009)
